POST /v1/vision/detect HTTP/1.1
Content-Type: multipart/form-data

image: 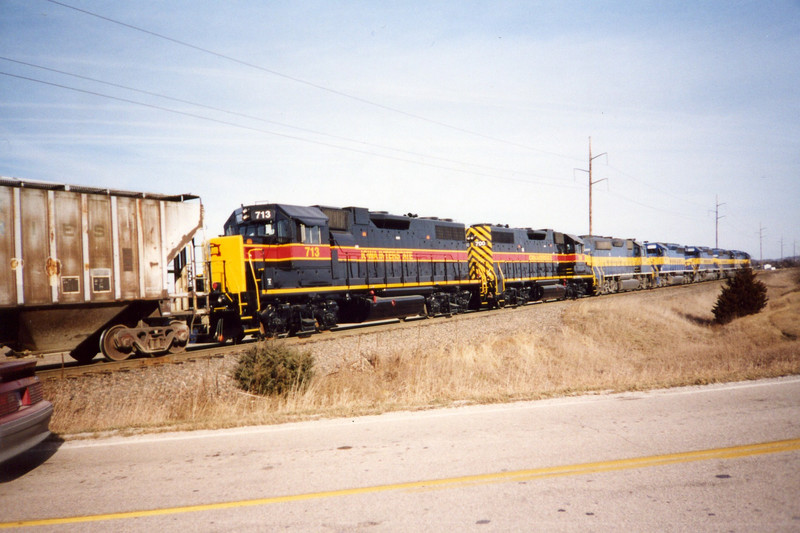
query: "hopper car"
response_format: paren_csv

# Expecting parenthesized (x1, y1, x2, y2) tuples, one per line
(0, 177, 205, 362)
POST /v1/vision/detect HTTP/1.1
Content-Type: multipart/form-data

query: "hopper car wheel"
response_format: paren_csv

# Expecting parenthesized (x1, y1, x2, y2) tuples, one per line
(168, 342, 186, 354)
(100, 324, 134, 362)
(167, 320, 188, 354)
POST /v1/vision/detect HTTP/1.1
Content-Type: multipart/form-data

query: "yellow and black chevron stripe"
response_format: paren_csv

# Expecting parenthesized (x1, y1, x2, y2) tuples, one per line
(467, 225, 495, 301)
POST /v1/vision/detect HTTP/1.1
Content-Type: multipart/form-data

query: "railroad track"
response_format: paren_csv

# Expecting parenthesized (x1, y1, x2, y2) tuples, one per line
(36, 343, 246, 381)
(33, 281, 720, 381)
(34, 317, 426, 380)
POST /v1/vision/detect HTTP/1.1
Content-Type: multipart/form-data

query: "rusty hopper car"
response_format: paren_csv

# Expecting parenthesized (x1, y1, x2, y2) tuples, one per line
(0, 177, 203, 362)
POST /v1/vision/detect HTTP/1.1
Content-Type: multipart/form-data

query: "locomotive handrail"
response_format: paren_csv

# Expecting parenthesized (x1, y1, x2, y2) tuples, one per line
(246, 248, 261, 313)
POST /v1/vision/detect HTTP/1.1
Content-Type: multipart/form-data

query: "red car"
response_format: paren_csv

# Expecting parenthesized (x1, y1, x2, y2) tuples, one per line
(0, 360, 53, 464)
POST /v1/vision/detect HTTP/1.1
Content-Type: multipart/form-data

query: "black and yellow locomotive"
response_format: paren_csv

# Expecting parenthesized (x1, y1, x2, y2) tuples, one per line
(208, 204, 474, 339)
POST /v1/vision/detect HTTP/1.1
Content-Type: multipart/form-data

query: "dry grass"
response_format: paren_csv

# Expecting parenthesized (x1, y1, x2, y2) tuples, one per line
(45, 269, 800, 436)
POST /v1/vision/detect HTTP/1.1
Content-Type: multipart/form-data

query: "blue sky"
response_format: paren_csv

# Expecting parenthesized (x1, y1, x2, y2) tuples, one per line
(1, 1, 798, 259)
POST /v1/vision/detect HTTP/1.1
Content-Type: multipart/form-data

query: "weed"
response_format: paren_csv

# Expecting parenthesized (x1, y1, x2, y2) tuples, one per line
(233, 341, 314, 396)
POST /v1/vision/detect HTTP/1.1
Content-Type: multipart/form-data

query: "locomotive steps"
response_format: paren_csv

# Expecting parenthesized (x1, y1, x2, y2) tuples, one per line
(43, 269, 800, 437)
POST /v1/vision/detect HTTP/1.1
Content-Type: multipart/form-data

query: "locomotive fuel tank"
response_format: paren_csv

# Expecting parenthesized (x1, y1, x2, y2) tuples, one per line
(538, 283, 567, 300)
(339, 295, 426, 322)
(618, 278, 642, 291)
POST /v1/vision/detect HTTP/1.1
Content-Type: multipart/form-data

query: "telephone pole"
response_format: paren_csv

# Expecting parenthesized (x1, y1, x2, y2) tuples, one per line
(758, 223, 766, 262)
(714, 195, 725, 248)
(575, 137, 607, 236)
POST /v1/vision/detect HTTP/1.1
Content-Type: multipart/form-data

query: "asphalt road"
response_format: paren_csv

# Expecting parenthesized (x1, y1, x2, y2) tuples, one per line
(2, 377, 799, 532)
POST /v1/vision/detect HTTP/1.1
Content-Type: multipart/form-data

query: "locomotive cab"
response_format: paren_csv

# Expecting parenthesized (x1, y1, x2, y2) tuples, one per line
(210, 204, 336, 339)
(645, 242, 686, 285)
(223, 204, 331, 290)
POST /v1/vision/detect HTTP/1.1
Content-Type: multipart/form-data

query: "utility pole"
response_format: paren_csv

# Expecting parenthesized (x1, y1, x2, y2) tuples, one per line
(758, 223, 766, 262)
(714, 195, 726, 248)
(780, 236, 784, 260)
(575, 137, 607, 236)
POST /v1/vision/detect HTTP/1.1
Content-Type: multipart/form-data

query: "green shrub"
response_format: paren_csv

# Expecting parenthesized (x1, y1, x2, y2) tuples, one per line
(233, 341, 314, 396)
(712, 267, 768, 325)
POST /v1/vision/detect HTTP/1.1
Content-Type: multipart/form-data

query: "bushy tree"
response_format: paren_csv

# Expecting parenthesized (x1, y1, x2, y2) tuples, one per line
(712, 268, 768, 324)
(233, 341, 314, 396)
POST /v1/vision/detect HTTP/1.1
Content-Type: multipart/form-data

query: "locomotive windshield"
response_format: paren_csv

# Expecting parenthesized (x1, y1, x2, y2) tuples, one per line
(227, 222, 275, 238)
(224, 219, 323, 245)
(224, 218, 292, 244)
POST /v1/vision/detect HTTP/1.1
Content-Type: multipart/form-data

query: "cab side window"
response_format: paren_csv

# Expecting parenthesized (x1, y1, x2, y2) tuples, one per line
(300, 224, 321, 245)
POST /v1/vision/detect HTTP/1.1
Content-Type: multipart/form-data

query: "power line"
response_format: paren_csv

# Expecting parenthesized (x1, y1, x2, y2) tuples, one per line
(595, 187, 705, 222)
(606, 163, 709, 211)
(714, 195, 726, 248)
(1, 66, 733, 235)
(5, 68, 734, 242)
(604, 164, 748, 240)
(18, 3, 764, 239)
(44, 0, 583, 163)
(0, 70, 585, 191)
(0, 56, 566, 185)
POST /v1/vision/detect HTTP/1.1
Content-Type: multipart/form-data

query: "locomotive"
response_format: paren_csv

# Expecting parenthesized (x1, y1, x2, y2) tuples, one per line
(208, 204, 476, 339)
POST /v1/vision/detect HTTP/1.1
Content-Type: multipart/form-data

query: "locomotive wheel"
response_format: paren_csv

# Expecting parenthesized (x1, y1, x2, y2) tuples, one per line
(100, 324, 134, 362)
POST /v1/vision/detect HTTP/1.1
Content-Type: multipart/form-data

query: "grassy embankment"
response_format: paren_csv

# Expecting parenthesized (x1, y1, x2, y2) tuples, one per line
(46, 269, 800, 435)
